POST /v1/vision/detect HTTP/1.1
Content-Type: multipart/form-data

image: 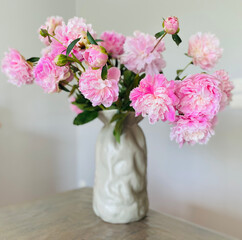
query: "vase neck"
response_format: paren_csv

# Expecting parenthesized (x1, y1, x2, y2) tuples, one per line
(98, 110, 143, 126)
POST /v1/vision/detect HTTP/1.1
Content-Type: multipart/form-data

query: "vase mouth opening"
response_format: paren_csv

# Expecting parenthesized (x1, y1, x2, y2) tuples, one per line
(98, 110, 143, 125)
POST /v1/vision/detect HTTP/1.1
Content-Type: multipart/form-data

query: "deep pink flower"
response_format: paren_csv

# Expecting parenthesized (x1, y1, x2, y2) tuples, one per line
(39, 16, 64, 46)
(121, 31, 166, 75)
(100, 31, 126, 58)
(130, 74, 179, 124)
(164, 16, 179, 35)
(51, 17, 96, 60)
(79, 67, 120, 107)
(213, 70, 234, 111)
(170, 115, 215, 147)
(34, 55, 72, 93)
(69, 96, 83, 114)
(188, 32, 223, 70)
(83, 45, 108, 69)
(1, 48, 34, 86)
(176, 73, 222, 119)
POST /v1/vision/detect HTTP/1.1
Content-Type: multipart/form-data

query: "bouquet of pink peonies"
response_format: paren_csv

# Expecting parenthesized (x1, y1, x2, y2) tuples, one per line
(1, 16, 233, 146)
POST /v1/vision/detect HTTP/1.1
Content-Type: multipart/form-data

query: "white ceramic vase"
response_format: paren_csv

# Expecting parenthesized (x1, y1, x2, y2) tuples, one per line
(93, 110, 149, 224)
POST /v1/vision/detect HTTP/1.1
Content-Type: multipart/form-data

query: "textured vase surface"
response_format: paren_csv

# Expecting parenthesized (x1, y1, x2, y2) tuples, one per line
(93, 110, 148, 224)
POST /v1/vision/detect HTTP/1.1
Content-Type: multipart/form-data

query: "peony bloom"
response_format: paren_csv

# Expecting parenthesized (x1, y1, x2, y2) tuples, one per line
(213, 70, 234, 111)
(51, 17, 96, 60)
(164, 16, 179, 35)
(69, 96, 83, 114)
(34, 55, 71, 93)
(121, 31, 166, 75)
(170, 115, 215, 147)
(1, 48, 34, 86)
(188, 32, 223, 70)
(130, 74, 179, 124)
(79, 67, 120, 107)
(176, 73, 222, 119)
(83, 45, 108, 69)
(39, 16, 64, 46)
(100, 31, 126, 58)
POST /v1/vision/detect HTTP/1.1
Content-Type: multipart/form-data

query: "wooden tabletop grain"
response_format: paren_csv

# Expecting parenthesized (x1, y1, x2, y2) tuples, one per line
(0, 188, 237, 240)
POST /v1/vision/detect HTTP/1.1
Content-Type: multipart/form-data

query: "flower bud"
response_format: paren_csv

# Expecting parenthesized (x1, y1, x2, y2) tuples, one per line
(54, 54, 68, 66)
(39, 29, 49, 38)
(163, 16, 179, 35)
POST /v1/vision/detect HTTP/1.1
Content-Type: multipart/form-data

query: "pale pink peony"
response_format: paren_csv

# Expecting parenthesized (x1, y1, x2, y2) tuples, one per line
(130, 74, 179, 124)
(170, 115, 215, 147)
(121, 31, 166, 75)
(213, 70, 234, 110)
(188, 32, 223, 70)
(164, 16, 179, 35)
(39, 16, 64, 46)
(176, 73, 222, 119)
(34, 55, 71, 93)
(51, 17, 96, 60)
(1, 48, 34, 86)
(83, 45, 108, 69)
(100, 31, 126, 58)
(79, 67, 120, 107)
(69, 96, 83, 114)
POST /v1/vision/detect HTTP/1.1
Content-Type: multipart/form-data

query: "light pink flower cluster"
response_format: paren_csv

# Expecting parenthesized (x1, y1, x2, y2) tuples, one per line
(100, 31, 126, 58)
(69, 96, 83, 115)
(1, 48, 34, 86)
(83, 45, 108, 69)
(176, 73, 221, 119)
(213, 70, 234, 110)
(51, 17, 96, 59)
(121, 31, 166, 76)
(79, 67, 120, 107)
(130, 74, 178, 124)
(170, 115, 215, 147)
(34, 54, 72, 93)
(164, 16, 179, 35)
(39, 16, 64, 46)
(188, 32, 223, 70)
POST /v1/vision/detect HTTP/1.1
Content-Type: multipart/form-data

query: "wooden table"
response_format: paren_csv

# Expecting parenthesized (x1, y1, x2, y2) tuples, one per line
(0, 188, 237, 240)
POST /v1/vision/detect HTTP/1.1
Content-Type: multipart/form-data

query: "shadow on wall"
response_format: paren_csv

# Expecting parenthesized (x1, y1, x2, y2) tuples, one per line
(188, 204, 242, 239)
(0, 107, 76, 207)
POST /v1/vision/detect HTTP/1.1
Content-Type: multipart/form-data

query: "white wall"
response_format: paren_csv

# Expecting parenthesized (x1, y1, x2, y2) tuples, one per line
(0, 0, 241, 239)
(0, 0, 79, 206)
(76, 0, 242, 239)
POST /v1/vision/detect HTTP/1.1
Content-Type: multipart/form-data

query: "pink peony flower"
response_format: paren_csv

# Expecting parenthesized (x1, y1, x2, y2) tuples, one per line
(176, 73, 222, 119)
(188, 32, 223, 71)
(79, 67, 120, 107)
(130, 74, 179, 124)
(34, 55, 71, 93)
(51, 17, 96, 60)
(100, 31, 126, 58)
(170, 115, 215, 147)
(213, 70, 234, 111)
(69, 96, 83, 114)
(164, 16, 179, 35)
(83, 45, 108, 69)
(121, 31, 166, 75)
(39, 16, 64, 46)
(1, 48, 34, 86)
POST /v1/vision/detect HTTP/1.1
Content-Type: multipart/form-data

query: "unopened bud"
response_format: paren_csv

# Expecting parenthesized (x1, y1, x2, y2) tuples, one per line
(40, 29, 49, 38)
(163, 16, 179, 35)
(54, 54, 68, 66)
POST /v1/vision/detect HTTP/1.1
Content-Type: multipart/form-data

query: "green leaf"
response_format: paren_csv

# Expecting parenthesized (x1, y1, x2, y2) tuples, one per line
(95, 39, 104, 42)
(73, 111, 98, 125)
(87, 31, 98, 45)
(176, 69, 183, 75)
(59, 83, 70, 92)
(155, 30, 165, 39)
(110, 113, 124, 123)
(66, 38, 81, 56)
(175, 76, 181, 80)
(101, 65, 108, 80)
(172, 34, 182, 46)
(113, 116, 126, 143)
(26, 57, 40, 63)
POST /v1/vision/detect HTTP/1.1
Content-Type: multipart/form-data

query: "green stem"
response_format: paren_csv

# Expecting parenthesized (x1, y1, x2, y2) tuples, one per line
(151, 32, 167, 53)
(71, 53, 85, 72)
(176, 61, 193, 79)
(48, 33, 67, 48)
(99, 105, 106, 110)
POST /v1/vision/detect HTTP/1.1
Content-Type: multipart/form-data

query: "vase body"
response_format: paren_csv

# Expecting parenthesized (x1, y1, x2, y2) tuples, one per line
(93, 110, 148, 224)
